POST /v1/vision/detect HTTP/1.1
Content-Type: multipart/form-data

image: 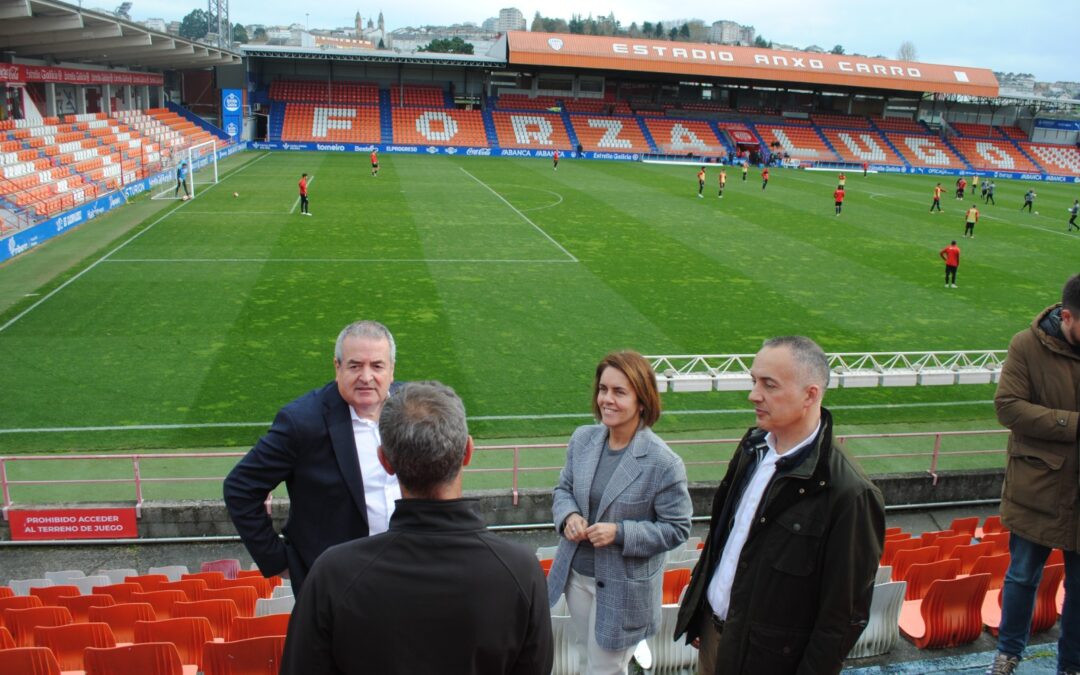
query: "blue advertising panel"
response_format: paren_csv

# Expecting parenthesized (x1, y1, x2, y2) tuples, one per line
(221, 89, 243, 141)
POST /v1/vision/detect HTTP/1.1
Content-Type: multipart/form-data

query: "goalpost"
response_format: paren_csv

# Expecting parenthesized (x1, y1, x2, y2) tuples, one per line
(151, 139, 219, 201)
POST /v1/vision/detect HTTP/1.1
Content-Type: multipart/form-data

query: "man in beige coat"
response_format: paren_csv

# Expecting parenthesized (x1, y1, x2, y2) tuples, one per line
(987, 273, 1080, 675)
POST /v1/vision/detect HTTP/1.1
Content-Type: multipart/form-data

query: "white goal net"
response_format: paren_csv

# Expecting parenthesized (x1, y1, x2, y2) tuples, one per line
(151, 139, 219, 201)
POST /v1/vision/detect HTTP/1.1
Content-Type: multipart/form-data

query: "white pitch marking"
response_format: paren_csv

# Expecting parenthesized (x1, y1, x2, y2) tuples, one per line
(104, 258, 575, 264)
(0, 152, 272, 335)
(458, 167, 578, 262)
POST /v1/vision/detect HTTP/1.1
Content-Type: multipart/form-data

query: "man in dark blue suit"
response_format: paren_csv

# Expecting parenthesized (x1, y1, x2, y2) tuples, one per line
(224, 320, 401, 594)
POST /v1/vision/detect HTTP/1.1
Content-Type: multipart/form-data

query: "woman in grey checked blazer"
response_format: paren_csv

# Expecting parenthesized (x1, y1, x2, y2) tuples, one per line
(548, 351, 693, 674)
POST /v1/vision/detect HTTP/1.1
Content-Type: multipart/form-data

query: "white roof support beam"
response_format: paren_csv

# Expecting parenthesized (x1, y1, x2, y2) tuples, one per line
(0, 12, 82, 34)
(0, 22, 120, 47)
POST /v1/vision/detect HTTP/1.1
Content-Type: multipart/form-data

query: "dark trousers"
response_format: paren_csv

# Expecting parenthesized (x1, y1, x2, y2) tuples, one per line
(1069, 214, 1077, 230)
(175, 178, 189, 196)
(300, 195, 309, 213)
(945, 265, 957, 284)
(986, 193, 995, 205)
(1022, 201, 1033, 212)
(699, 181, 704, 195)
(965, 222, 975, 236)
(931, 199, 942, 212)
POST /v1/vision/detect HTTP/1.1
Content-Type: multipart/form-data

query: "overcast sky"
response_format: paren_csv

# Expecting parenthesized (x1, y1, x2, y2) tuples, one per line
(125, 0, 1077, 82)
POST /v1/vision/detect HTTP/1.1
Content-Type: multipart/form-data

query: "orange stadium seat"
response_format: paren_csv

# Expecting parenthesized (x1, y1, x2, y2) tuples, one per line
(902, 559, 961, 601)
(873, 117, 928, 133)
(951, 138, 1039, 173)
(496, 94, 561, 111)
(900, 573, 990, 649)
(134, 617, 214, 672)
(391, 108, 488, 146)
(33, 622, 117, 671)
(200, 560, 242, 580)
(181, 572, 226, 589)
(892, 547, 940, 583)
(56, 593, 116, 622)
(227, 614, 290, 641)
(643, 119, 726, 155)
(491, 111, 572, 150)
(1023, 143, 1080, 177)
(965, 553, 1010, 590)
(662, 568, 691, 604)
(159, 579, 210, 601)
(172, 600, 239, 640)
(28, 586, 80, 606)
(389, 85, 445, 107)
(125, 574, 171, 592)
(93, 583, 144, 604)
(982, 564, 1064, 637)
(570, 115, 651, 153)
(811, 113, 873, 129)
(0, 625, 14, 648)
(199, 587, 258, 618)
(948, 517, 980, 537)
(84, 642, 187, 675)
(202, 635, 285, 675)
(218, 577, 273, 600)
(821, 128, 905, 165)
(756, 125, 839, 162)
(281, 104, 381, 144)
(950, 122, 1002, 138)
(0, 647, 63, 675)
(131, 590, 189, 621)
(949, 543, 996, 575)
(4, 606, 73, 647)
(885, 134, 969, 168)
(881, 537, 922, 566)
(88, 602, 157, 644)
(270, 79, 379, 105)
(981, 532, 1011, 555)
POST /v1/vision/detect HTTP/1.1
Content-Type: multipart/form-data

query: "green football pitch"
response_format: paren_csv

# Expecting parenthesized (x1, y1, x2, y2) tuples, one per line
(0, 150, 1076, 498)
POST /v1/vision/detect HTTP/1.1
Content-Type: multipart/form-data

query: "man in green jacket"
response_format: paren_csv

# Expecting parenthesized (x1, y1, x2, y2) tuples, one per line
(675, 336, 885, 675)
(988, 273, 1080, 675)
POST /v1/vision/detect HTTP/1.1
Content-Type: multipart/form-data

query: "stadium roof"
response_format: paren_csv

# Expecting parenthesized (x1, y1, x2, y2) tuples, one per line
(500, 32, 999, 98)
(240, 44, 504, 68)
(0, 0, 242, 70)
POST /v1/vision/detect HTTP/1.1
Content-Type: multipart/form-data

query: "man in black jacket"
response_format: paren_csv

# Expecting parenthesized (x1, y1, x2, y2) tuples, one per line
(281, 381, 554, 675)
(675, 336, 885, 675)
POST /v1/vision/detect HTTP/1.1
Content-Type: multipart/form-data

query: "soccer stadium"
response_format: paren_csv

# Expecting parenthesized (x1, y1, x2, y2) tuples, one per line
(0, 2, 1078, 673)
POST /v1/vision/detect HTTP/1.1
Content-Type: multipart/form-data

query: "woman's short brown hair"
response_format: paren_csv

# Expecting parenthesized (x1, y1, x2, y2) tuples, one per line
(591, 350, 662, 428)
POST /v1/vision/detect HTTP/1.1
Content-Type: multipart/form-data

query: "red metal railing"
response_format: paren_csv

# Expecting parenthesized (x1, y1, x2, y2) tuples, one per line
(0, 429, 1010, 515)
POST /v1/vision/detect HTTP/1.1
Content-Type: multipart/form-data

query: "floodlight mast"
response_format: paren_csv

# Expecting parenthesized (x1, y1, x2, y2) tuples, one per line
(208, 0, 230, 49)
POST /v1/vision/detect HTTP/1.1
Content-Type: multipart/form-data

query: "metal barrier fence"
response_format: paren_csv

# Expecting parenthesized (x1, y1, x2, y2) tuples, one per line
(0, 428, 1009, 515)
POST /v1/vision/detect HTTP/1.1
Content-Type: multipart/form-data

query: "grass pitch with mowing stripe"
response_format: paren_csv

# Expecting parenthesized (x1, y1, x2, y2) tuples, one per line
(0, 153, 1075, 480)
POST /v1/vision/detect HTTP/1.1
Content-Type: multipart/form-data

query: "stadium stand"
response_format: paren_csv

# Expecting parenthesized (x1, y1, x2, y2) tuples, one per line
(872, 117, 931, 133)
(493, 93, 561, 111)
(569, 115, 651, 153)
(389, 85, 446, 108)
(1023, 143, 1080, 176)
(951, 138, 1040, 173)
(84, 642, 189, 675)
(391, 108, 488, 146)
(998, 126, 1029, 141)
(949, 122, 1003, 138)
(269, 78, 379, 105)
(88, 603, 157, 644)
(811, 113, 875, 129)
(491, 111, 573, 150)
(820, 128, 906, 165)
(279, 104, 381, 144)
(133, 616, 214, 672)
(5, 606, 73, 647)
(755, 124, 839, 162)
(56, 593, 116, 623)
(886, 133, 968, 169)
(0, 646, 64, 675)
(643, 119, 728, 156)
(33, 622, 117, 672)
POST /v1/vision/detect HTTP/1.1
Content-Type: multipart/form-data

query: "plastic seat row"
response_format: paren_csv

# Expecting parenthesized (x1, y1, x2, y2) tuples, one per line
(280, 103, 381, 143)
(491, 111, 573, 149)
(756, 125, 839, 161)
(390, 108, 488, 146)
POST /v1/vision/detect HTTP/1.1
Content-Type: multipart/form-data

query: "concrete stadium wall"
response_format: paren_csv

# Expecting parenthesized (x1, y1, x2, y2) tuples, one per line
(0, 469, 1004, 542)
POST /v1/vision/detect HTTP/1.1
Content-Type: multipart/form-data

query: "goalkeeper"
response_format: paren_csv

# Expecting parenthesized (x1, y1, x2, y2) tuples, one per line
(174, 161, 190, 198)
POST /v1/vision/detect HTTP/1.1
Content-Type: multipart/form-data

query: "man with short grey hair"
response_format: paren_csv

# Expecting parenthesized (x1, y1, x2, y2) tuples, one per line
(224, 320, 401, 594)
(281, 382, 554, 675)
(676, 336, 885, 675)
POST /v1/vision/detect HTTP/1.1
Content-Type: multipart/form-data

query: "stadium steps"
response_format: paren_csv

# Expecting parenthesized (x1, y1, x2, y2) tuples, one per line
(636, 117, 659, 153)
(164, 102, 230, 142)
(444, 90, 455, 108)
(481, 108, 499, 149)
(378, 89, 393, 144)
(559, 108, 580, 151)
(939, 135, 975, 172)
(814, 126, 843, 160)
(1006, 138, 1042, 172)
(870, 124, 913, 169)
(268, 102, 285, 141)
(708, 121, 736, 156)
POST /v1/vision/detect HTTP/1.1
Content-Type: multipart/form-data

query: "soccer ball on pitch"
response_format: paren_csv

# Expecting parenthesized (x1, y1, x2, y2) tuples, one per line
(233, 192, 239, 198)
(181, 195, 190, 201)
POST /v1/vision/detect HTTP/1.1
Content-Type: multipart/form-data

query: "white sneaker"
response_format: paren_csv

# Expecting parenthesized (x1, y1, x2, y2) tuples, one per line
(697, 194, 703, 198)
(303, 212, 312, 216)
(951, 284, 958, 288)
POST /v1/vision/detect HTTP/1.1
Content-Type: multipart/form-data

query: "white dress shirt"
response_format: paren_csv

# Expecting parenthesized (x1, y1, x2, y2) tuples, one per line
(349, 407, 401, 536)
(706, 421, 821, 620)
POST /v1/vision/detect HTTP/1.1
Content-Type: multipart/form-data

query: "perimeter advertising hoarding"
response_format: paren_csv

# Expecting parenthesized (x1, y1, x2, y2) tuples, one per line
(506, 32, 999, 98)
(0, 63, 163, 87)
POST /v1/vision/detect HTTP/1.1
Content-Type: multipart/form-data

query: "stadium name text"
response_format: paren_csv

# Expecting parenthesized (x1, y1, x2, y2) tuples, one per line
(611, 43, 923, 78)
